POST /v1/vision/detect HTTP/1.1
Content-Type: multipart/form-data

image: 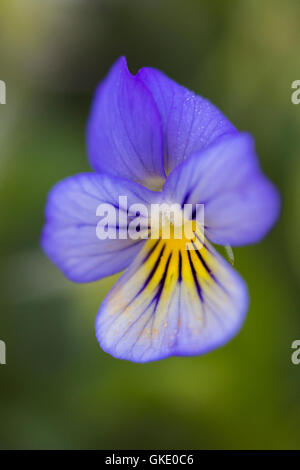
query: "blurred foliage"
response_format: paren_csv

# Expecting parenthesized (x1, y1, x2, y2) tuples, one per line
(0, 0, 300, 450)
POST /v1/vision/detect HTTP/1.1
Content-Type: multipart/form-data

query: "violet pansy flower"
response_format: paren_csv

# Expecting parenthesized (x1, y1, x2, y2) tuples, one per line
(42, 57, 280, 362)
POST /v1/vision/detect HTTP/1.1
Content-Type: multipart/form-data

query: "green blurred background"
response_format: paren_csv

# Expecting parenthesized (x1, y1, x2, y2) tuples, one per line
(0, 0, 299, 450)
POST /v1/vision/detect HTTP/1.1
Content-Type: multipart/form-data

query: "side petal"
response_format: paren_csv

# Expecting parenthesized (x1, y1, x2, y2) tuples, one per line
(87, 57, 165, 189)
(41, 172, 159, 283)
(95, 236, 248, 363)
(138, 66, 236, 174)
(163, 133, 280, 246)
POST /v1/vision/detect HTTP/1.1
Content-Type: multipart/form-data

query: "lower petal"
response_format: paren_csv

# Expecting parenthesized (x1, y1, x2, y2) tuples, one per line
(95, 233, 248, 362)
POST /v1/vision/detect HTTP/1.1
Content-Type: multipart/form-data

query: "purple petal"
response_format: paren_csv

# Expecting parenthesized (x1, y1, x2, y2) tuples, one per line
(87, 57, 165, 189)
(41, 172, 159, 283)
(138, 66, 236, 174)
(163, 133, 280, 246)
(95, 237, 248, 363)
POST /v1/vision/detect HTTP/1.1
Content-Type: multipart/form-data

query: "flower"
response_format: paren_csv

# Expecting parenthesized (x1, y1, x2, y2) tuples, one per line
(41, 57, 280, 363)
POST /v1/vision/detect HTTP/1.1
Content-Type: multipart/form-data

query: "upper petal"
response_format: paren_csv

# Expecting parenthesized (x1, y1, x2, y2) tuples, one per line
(162, 133, 280, 246)
(138, 66, 236, 174)
(41, 172, 159, 283)
(87, 57, 165, 189)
